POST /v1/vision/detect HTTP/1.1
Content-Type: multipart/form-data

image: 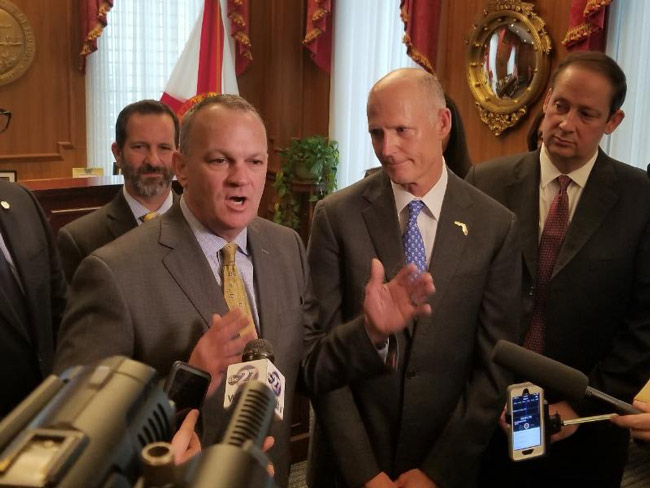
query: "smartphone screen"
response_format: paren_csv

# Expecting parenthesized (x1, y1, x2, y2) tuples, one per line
(511, 390, 542, 450)
(508, 382, 545, 461)
(164, 362, 211, 425)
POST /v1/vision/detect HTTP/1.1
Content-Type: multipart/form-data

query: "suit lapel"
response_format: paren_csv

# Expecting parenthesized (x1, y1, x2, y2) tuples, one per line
(106, 191, 138, 239)
(553, 152, 618, 279)
(361, 173, 404, 281)
(247, 219, 279, 341)
(428, 173, 472, 313)
(160, 205, 225, 330)
(505, 153, 540, 280)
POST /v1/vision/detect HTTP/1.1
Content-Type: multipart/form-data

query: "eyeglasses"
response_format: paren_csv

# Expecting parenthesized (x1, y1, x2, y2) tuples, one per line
(0, 109, 11, 133)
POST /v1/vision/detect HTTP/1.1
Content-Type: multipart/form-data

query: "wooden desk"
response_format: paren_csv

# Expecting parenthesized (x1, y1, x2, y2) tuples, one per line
(21, 176, 125, 234)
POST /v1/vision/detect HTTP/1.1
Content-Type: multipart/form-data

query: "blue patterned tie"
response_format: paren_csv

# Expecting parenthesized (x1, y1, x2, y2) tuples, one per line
(403, 200, 427, 273)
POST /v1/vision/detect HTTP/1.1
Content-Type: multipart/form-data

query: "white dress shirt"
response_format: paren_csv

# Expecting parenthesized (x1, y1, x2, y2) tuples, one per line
(538, 144, 597, 238)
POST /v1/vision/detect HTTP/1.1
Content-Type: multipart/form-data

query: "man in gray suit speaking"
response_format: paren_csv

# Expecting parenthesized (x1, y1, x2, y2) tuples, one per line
(307, 68, 521, 488)
(54, 94, 435, 487)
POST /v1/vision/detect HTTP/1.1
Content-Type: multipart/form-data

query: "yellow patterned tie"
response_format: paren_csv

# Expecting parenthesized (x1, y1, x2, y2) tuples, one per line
(141, 211, 159, 222)
(221, 242, 256, 337)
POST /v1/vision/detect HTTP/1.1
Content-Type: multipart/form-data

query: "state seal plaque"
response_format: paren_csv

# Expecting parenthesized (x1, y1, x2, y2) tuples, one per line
(0, 0, 35, 87)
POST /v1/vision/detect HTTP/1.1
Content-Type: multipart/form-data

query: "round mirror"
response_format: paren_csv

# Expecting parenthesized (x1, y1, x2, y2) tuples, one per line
(466, 1, 552, 135)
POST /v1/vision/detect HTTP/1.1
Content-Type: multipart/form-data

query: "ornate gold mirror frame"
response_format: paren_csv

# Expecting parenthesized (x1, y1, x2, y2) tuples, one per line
(466, 1, 552, 136)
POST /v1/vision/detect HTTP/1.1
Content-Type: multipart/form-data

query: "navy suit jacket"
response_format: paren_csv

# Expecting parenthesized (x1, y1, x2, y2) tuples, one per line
(0, 180, 66, 416)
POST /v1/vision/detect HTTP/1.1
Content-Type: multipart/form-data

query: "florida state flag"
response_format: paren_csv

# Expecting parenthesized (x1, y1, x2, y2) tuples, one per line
(161, 0, 239, 116)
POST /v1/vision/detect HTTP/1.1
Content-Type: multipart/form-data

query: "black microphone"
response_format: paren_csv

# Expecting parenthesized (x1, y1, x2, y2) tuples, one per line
(222, 380, 275, 449)
(140, 380, 277, 488)
(493, 340, 641, 415)
(242, 338, 275, 363)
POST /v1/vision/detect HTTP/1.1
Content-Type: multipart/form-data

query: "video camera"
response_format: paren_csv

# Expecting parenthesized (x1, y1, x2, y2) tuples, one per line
(0, 356, 276, 488)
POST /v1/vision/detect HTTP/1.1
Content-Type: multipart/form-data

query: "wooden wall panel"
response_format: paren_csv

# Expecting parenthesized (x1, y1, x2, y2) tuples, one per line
(238, 0, 330, 173)
(436, 0, 570, 165)
(0, 0, 86, 181)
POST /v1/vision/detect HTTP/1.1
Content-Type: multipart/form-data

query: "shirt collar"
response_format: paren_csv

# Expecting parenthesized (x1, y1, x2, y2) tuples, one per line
(179, 196, 249, 256)
(391, 160, 448, 220)
(122, 185, 174, 221)
(539, 143, 598, 190)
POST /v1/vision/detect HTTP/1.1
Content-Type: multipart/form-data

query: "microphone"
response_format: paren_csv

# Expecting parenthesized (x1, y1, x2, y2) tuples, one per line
(140, 380, 277, 488)
(222, 380, 275, 449)
(224, 339, 285, 420)
(493, 340, 640, 415)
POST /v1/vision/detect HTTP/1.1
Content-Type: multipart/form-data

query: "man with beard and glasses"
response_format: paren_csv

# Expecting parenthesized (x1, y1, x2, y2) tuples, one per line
(57, 100, 180, 282)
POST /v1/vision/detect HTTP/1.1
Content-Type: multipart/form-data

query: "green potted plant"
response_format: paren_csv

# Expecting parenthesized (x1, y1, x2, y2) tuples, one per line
(273, 135, 339, 230)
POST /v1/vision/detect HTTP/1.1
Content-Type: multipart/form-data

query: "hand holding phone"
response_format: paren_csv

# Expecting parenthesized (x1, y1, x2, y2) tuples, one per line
(507, 382, 546, 461)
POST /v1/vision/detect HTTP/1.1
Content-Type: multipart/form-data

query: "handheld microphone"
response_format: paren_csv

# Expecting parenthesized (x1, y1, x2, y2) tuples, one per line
(493, 340, 641, 415)
(139, 380, 277, 488)
(224, 339, 285, 420)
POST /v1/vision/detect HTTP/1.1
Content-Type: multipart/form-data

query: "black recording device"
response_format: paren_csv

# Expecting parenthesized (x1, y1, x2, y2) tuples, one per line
(495, 340, 642, 462)
(493, 340, 640, 414)
(0, 356, 276, 488)
(137, 380, 277, 488)
(163, 361, 211, 427)
(0, 356, 174, 487)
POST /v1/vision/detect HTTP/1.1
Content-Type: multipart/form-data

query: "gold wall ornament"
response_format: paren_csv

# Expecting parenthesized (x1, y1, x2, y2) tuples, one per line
(0, 0, 36, 87)
(466, 0, 552, 136)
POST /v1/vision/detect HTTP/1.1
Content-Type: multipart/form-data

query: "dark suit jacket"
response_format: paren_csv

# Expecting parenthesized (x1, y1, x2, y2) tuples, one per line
(54, 203, 385, 488)
(56, 189, 179, 282)
(307, 170, 521, 488)
(466, 150, 650, 484)
(0, 180, 67, 417)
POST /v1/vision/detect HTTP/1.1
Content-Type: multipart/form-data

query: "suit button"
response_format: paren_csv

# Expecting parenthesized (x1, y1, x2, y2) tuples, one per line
(406, 369, 416, 379)
(528, 286, 535, 296)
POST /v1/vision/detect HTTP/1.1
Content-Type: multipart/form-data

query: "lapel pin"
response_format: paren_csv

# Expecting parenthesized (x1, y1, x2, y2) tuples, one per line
(1, 201, 9, 210)
(454, 221, 468, 236)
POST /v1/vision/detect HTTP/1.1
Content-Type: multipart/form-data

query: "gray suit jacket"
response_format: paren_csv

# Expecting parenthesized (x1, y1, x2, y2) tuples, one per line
(466, 150, 650, 482)
(307, 170, 521, 488)
(0, 181, 67, 416)
(54, 203, 385, 487)
(56, 189, 179, 283)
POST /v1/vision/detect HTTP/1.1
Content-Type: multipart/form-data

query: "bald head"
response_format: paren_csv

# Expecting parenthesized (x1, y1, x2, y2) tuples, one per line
(368, 68, 446, 117)
(366, 68, 451, 197)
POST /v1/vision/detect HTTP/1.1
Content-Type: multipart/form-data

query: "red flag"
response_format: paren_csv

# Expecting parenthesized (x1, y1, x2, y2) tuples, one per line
(400, 0, 442, 74)
(303, 0, 333, 73)
(161, 0, 239, 116)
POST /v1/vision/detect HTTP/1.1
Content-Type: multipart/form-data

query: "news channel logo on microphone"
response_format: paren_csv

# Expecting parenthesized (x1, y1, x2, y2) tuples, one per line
(224, 359, 285, 419)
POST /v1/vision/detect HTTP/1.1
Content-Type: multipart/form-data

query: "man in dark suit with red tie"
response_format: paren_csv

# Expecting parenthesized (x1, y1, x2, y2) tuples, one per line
(0, 108, 67, 417)
(467, 52, 650, 487)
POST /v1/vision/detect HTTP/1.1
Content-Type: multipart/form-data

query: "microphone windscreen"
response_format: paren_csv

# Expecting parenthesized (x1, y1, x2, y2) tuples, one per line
(493, 340, 589, 402)
(243, 339, 274, 363)
(222, 380, 275, 449)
